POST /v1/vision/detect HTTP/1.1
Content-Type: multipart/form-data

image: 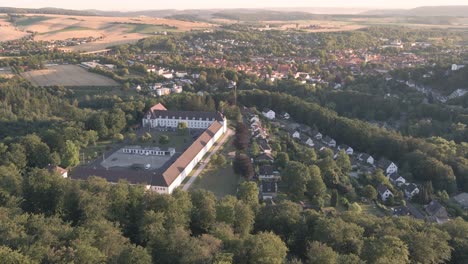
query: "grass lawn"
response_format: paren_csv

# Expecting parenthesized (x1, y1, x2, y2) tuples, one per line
(41, 26, 93, 35)
(81, 140, 114, 164)
(361, 203, 388, 217)
(126, 24, 180, 34)
(189, 129, 239, 197)
(191, 164, 241, 198)
(16, 16, 52, 27)
(140, 130, 194, 152)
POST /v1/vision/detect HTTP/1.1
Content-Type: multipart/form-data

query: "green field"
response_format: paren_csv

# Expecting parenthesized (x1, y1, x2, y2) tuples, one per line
(126, 24, 179, 34)
(191, 164, 240, 198)
(15, 16, 52, 27)
(41, 26, 92, 35)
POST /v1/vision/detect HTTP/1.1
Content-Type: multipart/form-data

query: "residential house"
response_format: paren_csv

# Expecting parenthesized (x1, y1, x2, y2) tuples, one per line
(260, 181, 278, 200)
(392, 206, 411, 217)
(377, 159, 398, 175)
(257, 139, 272, 154)
(256, 153, 274, 163)
(338, 145, 353, 155)
(175, 71, 188, 78)
(425, 200, 449, 224)
(358, 153, 374, 165)
(302, 137, 314, 147)
(404, 183, 420, 199)
(452, 193, 468, 210)
(280, 112, 290, 120)
(171, 85, 183, 94)
(262, 109, 276, 120)
(258, 165, 280, 181)
(155, 87, 171, 97)
(322, 136, 336, 148)
(291, 130, 301, 139)
(48, 165, 68, 178)
(377, 185, 394, 202)
(389, 173, 406, 187)
(311, 130, 322, 140)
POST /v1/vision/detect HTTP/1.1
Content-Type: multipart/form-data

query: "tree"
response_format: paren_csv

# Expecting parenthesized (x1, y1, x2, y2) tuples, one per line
(306, 241, 338, 264)
(61, 140, 80, 168)
(22, 168, 65, 216)
(244, 232, 288, 264)
(251, 141, 260, 156)
(191, 190, 217, 234)
(0, 164, 22, 195)
(177, 122, 189, 136)
(237, 181, 259, 208)
(362, 185, 377, 201)
(283, 161, 310, 201)
(159, 135, 170, 145)
(361, 236, 409, 264)
(307, 165, 326, 199)
(233, 202, 254, 237)
(275, 152, 289, 169)
(117, 245, 152, 264)
(0, 246, 34, 264)
(233, 122, 249, 151)
(233, 153, 254, 179)
(336, 150, 351, 175)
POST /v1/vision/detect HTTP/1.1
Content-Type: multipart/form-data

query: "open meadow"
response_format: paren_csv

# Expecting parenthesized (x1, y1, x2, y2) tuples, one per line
(21, 64, 119, 87)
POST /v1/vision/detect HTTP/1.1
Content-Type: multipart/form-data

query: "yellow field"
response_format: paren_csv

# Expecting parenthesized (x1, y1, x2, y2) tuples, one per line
(0, 13, 214, 51)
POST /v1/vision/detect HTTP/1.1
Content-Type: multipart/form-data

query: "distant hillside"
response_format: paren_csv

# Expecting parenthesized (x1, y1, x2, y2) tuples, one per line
(211, 10, 319, 21)
(363, 6, 468, 17)
(0, 7, 95, 16)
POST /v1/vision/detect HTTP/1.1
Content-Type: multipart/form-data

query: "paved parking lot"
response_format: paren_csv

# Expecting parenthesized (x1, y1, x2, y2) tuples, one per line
(101, 148, 172, 170)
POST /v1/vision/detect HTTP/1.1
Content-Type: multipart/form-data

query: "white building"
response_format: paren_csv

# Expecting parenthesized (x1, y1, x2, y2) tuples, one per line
(378, 159, 398, 175)
(358, 153, 374, 165)
(262, 109, 276, 120)
(378, 185, 394, 202)
(142, 103, 226, 130)
(72, 104, 227, 195)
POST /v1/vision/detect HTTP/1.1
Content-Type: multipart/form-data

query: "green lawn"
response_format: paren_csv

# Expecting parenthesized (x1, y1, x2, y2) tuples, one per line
(81, 140, 114, 164)
(191, 164, 241, 198)
(125, 23, 180, 34)
(16, 16, 52, 27)
(361, 203, 388, 217)
(140, 131, 193, 151)
(41, 26, 92, 35)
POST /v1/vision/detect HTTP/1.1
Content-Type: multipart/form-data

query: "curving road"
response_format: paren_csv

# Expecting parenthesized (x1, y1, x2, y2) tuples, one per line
(182, 128, 234, 191)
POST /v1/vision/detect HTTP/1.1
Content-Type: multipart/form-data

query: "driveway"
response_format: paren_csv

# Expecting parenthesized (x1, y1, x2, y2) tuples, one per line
(182, 128, 234, 191)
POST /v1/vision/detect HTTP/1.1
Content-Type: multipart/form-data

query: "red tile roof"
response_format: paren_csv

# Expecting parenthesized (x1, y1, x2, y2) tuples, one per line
(162, 121, 224, 186)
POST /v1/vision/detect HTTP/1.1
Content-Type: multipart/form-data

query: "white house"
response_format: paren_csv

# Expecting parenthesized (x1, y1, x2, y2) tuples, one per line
(378, 159, 398, 175)
(162, 72, 174, 79)
(304, 138, 314, 147)
(311, 131, 322, 140)
(323, 136, 336, 148)
(338, 145, 353, 155)
(292, 131, 301, 139)
(378, 185, 394, 202)
(262, 109, 276, 120)
(404, 183, 420, 199)
(358, 153, 374, 165)
(389, 173, 406, 187)
(451, 64, 465, 71)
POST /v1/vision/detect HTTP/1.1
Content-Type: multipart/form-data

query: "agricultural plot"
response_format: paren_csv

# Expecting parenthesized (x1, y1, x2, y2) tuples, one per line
(21, 64, 119, 87)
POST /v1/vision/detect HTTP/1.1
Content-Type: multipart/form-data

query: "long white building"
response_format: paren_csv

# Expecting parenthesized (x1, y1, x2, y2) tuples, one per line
(72, 103, 227, 194)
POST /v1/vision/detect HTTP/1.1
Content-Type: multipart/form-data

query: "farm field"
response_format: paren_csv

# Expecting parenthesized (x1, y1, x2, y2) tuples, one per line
(21, 64, 119, 87)
(1, 13, 214, 51)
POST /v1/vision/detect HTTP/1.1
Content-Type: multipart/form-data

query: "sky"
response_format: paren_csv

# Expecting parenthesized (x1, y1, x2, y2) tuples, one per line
(0, 0, 467, 11)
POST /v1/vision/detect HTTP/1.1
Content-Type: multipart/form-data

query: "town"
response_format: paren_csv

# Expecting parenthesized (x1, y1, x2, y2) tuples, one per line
(0, 4, 468, 264)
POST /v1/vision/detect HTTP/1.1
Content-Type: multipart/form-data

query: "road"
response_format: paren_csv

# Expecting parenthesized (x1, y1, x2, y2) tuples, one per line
(182, 128, 234, 191)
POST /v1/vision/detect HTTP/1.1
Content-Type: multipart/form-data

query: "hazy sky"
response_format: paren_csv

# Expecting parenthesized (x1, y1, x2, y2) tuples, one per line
(1, 0, 466, 11)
